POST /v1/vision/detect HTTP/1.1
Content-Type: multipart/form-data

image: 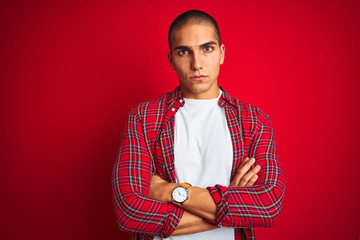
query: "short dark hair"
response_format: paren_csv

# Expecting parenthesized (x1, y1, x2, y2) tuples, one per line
(168, 10, 221, 50)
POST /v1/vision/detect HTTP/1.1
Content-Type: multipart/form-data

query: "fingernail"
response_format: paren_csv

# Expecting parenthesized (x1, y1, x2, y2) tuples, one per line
(255, 165, 261, 170)
(251, 158, 255, 164)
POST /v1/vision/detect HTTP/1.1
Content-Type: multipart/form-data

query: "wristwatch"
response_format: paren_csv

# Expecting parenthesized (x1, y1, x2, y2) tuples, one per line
(172, 182, 192, 208)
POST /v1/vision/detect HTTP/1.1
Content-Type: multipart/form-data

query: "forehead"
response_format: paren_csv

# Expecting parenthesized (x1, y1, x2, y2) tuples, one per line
(171, 23, 218, 49)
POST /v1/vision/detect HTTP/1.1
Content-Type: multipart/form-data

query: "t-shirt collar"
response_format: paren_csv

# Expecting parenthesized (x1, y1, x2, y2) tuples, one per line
(167, 85, 237, 107)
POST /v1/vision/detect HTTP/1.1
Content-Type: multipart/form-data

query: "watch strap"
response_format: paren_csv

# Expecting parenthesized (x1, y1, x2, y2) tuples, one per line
(173, 200, 182, 208)
(179, 182, 192, 189)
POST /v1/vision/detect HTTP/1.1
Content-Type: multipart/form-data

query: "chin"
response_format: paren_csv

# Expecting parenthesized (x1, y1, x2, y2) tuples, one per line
(190, 85, 210, 93)
(181, 81, 215, 96)
(191, 82, 211, 90)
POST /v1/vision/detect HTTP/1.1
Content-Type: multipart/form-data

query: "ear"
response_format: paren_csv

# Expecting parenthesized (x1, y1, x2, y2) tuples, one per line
(219, 44, 225, 65)
(168, 51, 175, 70)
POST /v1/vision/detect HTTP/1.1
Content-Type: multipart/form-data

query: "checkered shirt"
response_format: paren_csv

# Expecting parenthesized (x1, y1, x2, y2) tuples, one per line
(112, 86, 285, 240)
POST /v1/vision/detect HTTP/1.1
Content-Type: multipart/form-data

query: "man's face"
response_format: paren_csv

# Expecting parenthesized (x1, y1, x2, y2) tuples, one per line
(168, 23, 225, 99)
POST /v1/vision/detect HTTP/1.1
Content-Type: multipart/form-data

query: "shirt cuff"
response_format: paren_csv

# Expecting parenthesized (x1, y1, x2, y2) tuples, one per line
(160, 203, 184, 238)
(206, 184, 230, 226)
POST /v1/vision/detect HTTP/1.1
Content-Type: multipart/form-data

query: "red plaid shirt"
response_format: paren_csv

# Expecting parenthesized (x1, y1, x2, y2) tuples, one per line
(112, 86, 285, 240)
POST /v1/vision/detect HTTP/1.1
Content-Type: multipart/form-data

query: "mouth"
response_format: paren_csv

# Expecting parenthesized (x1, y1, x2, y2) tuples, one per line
(190, 75, 207, 80)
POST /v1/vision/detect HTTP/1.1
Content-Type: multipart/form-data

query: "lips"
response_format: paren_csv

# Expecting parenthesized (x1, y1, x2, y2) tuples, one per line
(191, 75, 207, 80)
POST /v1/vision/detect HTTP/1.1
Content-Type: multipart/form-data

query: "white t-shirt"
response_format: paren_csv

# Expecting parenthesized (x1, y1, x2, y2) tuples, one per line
(154, 90, 234, 240)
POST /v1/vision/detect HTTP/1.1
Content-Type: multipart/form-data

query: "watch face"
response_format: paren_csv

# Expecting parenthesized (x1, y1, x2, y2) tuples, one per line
(172, 187, 188, 203)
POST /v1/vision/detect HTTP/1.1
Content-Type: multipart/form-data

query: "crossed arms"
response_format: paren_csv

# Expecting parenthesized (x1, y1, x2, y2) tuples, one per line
(149, 157, 261, 236)
(112, 104, 285, 238)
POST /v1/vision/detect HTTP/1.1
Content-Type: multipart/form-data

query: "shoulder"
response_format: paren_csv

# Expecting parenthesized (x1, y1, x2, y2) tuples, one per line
(229, 97, 273, 143)
(223, 88, 270, 122)
(128, 90, 172, 120)
(236, 98, 270, 122)
(222, 89, 272, 133)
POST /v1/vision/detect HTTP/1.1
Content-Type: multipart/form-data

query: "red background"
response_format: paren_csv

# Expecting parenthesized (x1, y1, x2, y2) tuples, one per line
(1, 0, 359, 239)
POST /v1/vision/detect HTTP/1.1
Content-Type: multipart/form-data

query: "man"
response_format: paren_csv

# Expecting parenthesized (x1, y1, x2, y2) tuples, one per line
(112, 10, 285, 240)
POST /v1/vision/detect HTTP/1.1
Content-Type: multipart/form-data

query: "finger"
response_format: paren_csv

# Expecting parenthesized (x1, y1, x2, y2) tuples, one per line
(233, 158, 255, 186)
(239, 165, 261, 187)
(230, 158, 255, 187)
(239, 157, 250, 168)
(245, 174, 258, 187)
(230, 164, 244, 187)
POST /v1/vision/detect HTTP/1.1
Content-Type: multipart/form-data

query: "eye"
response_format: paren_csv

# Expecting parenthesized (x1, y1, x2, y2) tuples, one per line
(204, 46, 213, 52)
(178, 50, 189, 56)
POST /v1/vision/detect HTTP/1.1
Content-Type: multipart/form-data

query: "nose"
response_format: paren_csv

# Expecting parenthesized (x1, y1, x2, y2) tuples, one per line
(190, 52, 203, 70)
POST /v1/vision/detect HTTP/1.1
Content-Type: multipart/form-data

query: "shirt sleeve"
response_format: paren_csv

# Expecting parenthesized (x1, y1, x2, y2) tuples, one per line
(206, 108, 286, 228)
(112, 105, 184, 238)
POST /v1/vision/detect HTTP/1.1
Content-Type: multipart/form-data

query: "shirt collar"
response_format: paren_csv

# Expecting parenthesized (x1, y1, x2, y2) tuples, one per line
(166, 85, 183, 104)
(166, 85, 237, 107)
(218, 86, 237, 107)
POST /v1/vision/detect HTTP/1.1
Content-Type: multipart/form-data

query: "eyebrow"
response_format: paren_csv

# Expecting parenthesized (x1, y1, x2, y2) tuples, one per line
(199, 41, 217, 48)
(173, 41, 218, 51)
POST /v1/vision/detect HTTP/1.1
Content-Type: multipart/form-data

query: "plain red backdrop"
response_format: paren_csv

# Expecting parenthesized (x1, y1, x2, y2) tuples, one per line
(1, 0, 359, 239)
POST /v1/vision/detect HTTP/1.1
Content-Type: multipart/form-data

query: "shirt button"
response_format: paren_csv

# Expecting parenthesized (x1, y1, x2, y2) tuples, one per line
(179, 99, 183, 103)
(171, 108, 175, 112)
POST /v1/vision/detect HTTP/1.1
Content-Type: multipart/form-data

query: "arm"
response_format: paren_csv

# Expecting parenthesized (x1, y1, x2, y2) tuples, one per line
(206, 110, 286, 228)
(171, 210, 219, 236)
(184, 157, 261, 220)
(149, 157, 261, 220)
(147, 175, 219, 235)
(148, 157, 260, 234)
(111, 106, 183, 238)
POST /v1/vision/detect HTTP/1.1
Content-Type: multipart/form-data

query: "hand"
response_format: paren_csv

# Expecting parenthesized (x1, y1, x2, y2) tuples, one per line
(229, 157, 261, 187)
(148, 174, 177, 203)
